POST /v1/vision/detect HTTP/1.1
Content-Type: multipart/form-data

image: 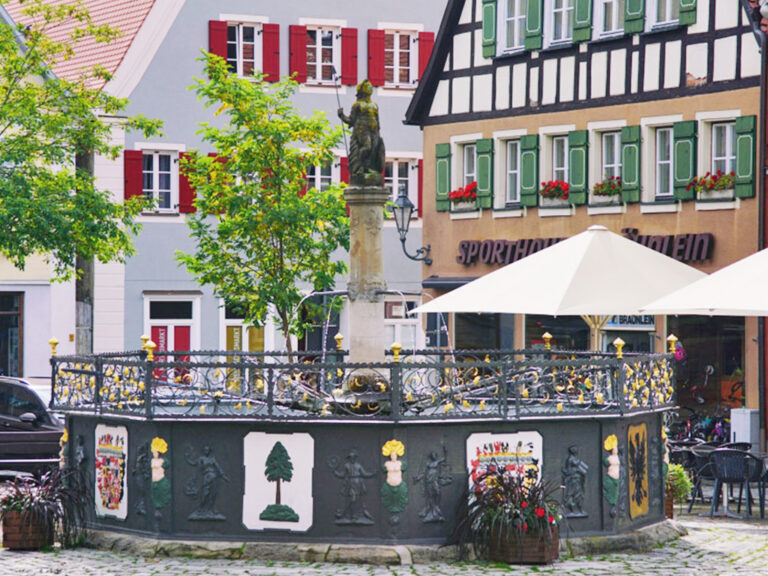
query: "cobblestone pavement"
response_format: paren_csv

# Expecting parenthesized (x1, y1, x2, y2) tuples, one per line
(1, 517, 767, 576)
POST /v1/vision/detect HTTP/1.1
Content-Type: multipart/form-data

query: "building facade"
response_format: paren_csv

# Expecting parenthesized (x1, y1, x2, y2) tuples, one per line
(407, 0, 766, 438)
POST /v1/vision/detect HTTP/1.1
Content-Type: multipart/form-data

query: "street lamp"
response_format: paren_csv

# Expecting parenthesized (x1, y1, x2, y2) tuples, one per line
(389, 184, 432, 265)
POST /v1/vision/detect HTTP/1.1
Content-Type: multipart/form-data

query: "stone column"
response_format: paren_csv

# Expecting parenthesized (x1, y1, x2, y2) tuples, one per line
(344, 185, 389, 363)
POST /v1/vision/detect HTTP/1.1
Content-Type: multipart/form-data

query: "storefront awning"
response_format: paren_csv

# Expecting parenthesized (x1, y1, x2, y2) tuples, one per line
(422, 275, 478, 291)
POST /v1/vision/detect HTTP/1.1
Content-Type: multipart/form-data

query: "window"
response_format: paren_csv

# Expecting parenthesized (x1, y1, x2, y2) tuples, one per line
(306, 162, 334, 191)
(599, 0, 625, 35)
(0, 293, 21, 377)
(552, 136, 568, 182)
(385, 159, 410, 201)
(306, 27, 338, 84)
(500, 0, 527, 51)
(463, 143, 477, 186)
(142, 151, 178, 212)
(384, 300, 419, 350)
(601, 132, 622, 179)
(551, 0, 574, 43)
(384, 31, 415, 87)
(712, 122, 736, 175)
(655, 127, 674, 197)
(655, 0, 679, 25)
(505, 140, 521, 204)
(144, 295, 200, 357)
(223, 303, 264, 353)
(227, 23, 261, 77)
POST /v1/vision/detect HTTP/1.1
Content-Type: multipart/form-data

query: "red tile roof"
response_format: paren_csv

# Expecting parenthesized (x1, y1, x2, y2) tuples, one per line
(3, 0, 155, 89)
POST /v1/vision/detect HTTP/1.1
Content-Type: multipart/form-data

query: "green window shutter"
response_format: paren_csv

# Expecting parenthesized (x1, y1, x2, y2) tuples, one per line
(568, 130, 588, 204)
(435, 143, 451, 212)
(735, 115, 756, 199)
(476, 138, 494, 209)
(673, 120, 697, 201)
(624, 0, 645, 34)
(481, 0, 497, 58)
(525, 0, 543, 50)
(620, 126, 641, 203)
(573, 0, 592, 43)
(520, 135, 539, 207)
(679, 0, 697, 26)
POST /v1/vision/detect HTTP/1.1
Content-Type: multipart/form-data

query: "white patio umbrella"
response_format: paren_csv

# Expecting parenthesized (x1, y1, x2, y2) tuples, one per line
(641, 246, 768, 316)
(412, 225, 706, 349)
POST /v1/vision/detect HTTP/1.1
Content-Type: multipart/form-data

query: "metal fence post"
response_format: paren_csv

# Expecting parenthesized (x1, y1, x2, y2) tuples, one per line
(94, 356, 103, 414)
(616, 359, 626, 415)
(144, 345, 155, 421)
(267, 368, 274, 417)
(391, 362, 401, 423)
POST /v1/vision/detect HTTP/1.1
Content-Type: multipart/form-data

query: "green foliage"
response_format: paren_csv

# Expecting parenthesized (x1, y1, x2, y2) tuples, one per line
(264, 441, 294, 483)
(666, 463, 693, 504)
(0, 0, 161, 278)
(177, 53, 349, 350)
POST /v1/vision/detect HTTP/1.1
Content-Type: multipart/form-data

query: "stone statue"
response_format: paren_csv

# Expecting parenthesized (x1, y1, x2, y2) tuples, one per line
(184, 444, 230, 521)
(413, 449, 453, 523)
(561, 444, 588, 518)
(132, 443, 150, 516)
(330, 449, 375, 525)
(338, 79, 386, 187)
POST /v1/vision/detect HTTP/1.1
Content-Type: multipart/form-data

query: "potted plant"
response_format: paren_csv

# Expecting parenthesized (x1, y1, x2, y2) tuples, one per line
(665, 463, 692, 519)
(459, 469, 560, 564)
(1, 469, 87, 550)
(448, 181, 478, 210)
(592, 176, 622, 199)
(539, 180, 569, 204)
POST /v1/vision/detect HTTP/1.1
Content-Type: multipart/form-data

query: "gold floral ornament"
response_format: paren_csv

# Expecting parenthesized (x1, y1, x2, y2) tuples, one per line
(151, 437, 168, 454)
(381, 439, 405, 457)
(604, 434, 618, 452)
(60, 427, 69, 446)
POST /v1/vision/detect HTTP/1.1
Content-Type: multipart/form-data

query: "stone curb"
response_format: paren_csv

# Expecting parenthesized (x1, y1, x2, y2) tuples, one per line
(86, 520, 686, 565)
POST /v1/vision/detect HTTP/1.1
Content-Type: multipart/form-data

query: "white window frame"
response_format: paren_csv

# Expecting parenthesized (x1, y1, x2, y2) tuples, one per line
(306, 160, 338, 191)
(226, 22, 263, 77)
(462, 143, 477, 187)
(650, 0, 679, 27)
(141, 150, 179, 214)
(547, 0, 574, 45)
(383, 30, 417, 88)
(505, 140, 522, 204)
(385, 158, 418, 212)
(595, 0, 625, 37)
(383, 298, 423, 350)
(305, 26, 340, 86)
(143, 294, 201, 352)
(552, 135, 569, 182)
(450, 132, 482, 193)
(601, 131, 622, 180)
(218, 301, 267, 353)
(654, 127, 674, 198)
(711, 121, 736, 176)
(498, 0, 527, 52)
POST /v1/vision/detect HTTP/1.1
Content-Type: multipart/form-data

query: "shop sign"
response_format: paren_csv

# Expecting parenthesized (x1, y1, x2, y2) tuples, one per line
(604, 315, 656, 330)
(457, 230, 714, 266)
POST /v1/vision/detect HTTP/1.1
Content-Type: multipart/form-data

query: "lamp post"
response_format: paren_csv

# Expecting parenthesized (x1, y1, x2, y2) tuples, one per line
(389, 184, 432, 265)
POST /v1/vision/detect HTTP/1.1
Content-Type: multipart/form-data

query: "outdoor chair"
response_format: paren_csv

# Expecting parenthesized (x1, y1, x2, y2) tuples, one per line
(688, 444, 717, 512)
(719, 442, 753, 451)
(708, 449, 765, 518)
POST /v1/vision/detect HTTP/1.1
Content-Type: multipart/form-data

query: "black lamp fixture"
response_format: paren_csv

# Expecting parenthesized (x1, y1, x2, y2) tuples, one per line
(389, 184, 432, 265)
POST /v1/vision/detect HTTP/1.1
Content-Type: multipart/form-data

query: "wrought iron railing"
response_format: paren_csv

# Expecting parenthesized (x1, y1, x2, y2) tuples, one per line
(50, 349, 676, 420)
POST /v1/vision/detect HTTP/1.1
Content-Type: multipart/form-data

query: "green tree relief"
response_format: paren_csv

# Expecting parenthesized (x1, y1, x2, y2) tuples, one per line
(264, 441, 294, 505)
(177, 54, 349, 352)
(0, 0, 161, 279)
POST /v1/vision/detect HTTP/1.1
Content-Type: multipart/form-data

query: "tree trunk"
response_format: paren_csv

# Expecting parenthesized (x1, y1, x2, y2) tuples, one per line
(280, 310, 294, 362)
(75, 150, 95, 355)
(275, 478, 281, 505)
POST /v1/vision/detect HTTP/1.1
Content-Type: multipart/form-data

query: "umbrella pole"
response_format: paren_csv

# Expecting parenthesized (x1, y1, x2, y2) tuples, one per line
(581, 315, 611, 351)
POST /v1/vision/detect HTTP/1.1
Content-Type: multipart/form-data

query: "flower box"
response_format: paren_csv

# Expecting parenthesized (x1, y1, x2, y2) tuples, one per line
(489, 526, 560, 565)
(448, 181, 478, 207)
(539, 180, 569, 201)
(592, 176, 622, 198)
(1, 510, 54, 550)
(688, 170, 735, 199)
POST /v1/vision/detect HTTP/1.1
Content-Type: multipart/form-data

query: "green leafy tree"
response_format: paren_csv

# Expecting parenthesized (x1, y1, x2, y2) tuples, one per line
(0, 0, 161, 278)
(264, 441, 293, 505)
(177, 54, 349, 352)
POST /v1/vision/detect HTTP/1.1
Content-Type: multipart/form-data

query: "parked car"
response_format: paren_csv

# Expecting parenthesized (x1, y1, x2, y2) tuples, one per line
(0, 377, 63, 476)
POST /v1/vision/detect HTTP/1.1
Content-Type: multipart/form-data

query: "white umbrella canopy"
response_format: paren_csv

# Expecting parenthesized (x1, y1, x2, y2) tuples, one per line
(641, 246, 768, 316)
(413, 225, 706, 347)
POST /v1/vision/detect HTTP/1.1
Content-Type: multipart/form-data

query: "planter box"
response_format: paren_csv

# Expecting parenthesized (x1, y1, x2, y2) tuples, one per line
(489, 526, 559, 565)
(2, 510, 53, 550)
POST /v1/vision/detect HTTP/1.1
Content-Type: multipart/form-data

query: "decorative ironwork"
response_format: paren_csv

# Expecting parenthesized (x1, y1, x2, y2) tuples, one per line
(561, 445, 588, 518)
(329, 449, 375, 525)
(183, 444, 230, 521)
(50, 348, 676, 422)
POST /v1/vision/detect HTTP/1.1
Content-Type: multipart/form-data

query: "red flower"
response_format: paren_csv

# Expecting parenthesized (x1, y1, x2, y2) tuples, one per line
(535, 508, 545, 518)
(548, 515, 555, 524)
(521, 501, 527, 508)
(523, 522, 528, 532)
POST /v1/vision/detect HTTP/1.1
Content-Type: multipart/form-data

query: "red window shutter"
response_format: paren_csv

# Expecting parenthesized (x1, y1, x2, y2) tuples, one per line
(289, 25, 307, 83)
(341, 28, 358, 86)
(340, 157, 350, 184)
(368, 29, 385, 87)
(262, 23, 280, 82)
(418, 159, 423, 218)
(124, 150, 143, 201)
(178, 152, 196, 213)
(209, 20, 228, 60)
(418, 32, 434, 80)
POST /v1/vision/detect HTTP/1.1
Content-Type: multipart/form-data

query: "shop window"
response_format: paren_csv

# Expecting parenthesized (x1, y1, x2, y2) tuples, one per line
(525, 314, 589, 350)
(222, 303, 264, 352)
(654, 127, 674, 198)
(505, 139, 522, 205)
(455, 314, 500, 349)
(0, 293, 22, 377)
(384, 300, 419, 350)
(144, 296, 200, 358)
(597, 0, 625, 36)
(499, 0, 527, 52)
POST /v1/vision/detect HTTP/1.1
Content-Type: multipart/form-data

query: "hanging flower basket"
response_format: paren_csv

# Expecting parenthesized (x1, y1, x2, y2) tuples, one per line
(592, 176, 622, 197)
(539, 180, 569, 200)
(448, 181, 478, 204)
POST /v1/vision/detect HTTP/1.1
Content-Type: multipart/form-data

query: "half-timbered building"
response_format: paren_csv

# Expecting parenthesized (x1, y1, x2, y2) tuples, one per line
(407, 0, 767, 439)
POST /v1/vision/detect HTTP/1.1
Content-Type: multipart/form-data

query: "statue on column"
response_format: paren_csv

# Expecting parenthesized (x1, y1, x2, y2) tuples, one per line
(338, 79, 386, 187)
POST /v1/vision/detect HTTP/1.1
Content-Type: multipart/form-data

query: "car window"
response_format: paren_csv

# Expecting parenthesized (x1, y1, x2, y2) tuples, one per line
(7, 385, 47, 420)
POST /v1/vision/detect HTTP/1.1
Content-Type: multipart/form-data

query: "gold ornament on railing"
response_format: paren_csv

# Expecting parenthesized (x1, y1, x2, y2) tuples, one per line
(334, 332, 344, 350)
(613, 337, 625, 359)
(391, 341, 402, 362)
(666, 334, 678, 354)
(146, 340, 157, 361)
(49, 337, 59, 357)
(542, 332, 553, 350)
